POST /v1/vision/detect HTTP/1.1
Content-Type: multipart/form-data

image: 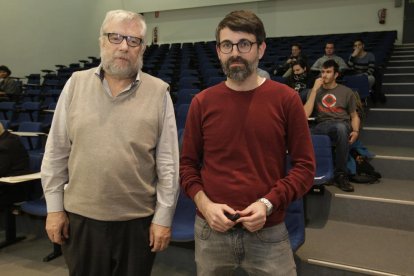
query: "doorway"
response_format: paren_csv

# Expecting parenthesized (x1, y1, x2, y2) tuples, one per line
(403, 0, 414, 43)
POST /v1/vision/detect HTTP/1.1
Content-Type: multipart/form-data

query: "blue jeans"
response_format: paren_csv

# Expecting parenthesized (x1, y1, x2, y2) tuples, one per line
(194, 216, 296, 276)
(312, 120, 351, 175)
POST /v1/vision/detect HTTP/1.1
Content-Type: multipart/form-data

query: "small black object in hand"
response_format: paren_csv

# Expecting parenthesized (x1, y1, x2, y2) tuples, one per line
(224, 212, 240, 221)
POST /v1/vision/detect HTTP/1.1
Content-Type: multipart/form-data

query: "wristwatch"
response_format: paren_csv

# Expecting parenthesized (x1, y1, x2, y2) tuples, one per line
(257, 198, 273, 216)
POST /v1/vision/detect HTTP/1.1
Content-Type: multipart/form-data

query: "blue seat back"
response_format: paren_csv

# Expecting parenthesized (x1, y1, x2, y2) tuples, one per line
(271, 76, 286, 84)
(205, 76, 225, 88)
(284, 154, 306, 251)
(311, 134, 334, 185)
(171, 191, 197, 242)
(343, 74, 370, 99)
(176, 104, 190, 131)
(176, 89, 199, 106)
(0, 119, 10, 129)
(16, 101, 41, 122)
(0, 102, 16, 121)
(20, 198, 47, 216)
(17, 122, 43, 151)
(284, 198, 305, 251)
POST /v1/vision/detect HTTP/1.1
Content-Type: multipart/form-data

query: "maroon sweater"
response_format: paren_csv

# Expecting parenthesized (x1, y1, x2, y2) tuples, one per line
(180, 80, 315, 227)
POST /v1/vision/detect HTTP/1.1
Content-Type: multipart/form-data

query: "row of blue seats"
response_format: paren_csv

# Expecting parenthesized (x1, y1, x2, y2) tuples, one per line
(17, 30, 393, 104)
(0, 101, 56, 131)
(173, 73, 371, 115)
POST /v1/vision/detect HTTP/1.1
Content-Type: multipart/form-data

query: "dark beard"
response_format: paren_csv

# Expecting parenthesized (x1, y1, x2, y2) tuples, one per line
(222, 56, 253, 82)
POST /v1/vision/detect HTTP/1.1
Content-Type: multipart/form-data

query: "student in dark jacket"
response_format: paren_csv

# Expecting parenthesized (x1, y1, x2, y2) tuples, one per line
(0, 122, 30, 177)
(286, 59, 315, 104)
(0, 122, 31, 206)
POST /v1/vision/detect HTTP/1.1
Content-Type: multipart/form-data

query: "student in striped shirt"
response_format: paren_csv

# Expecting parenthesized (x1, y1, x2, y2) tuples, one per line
(348, 38, 376, 89)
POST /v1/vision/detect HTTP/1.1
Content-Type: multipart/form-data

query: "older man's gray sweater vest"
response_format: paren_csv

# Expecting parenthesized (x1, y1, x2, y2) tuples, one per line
(64, 68, 168, 221)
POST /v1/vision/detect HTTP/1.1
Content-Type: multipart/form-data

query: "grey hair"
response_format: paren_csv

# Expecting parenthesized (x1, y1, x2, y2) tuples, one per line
(100, 10, 147, 39)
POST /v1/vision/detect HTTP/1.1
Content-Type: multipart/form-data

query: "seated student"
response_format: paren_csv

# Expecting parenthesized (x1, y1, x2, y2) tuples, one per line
(347, 39, 385, 103)
(286, 59, 315, 104)
(347, 39, 375, 87)
(0, 65, 22, 101)
(0, 122, 31, 206)
(281, 43, 308, 78)
(304, 60, 360, 192)
(311, 42, 348, 73)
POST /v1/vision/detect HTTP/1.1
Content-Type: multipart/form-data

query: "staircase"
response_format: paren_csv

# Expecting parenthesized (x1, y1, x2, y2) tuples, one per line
(296, 44, 414, 276)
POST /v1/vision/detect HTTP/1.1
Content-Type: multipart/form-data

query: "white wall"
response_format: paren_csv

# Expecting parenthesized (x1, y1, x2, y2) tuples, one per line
(0, 0, 404, 79)
(123, 0, 268, 13)
(145, 0, 403, 44)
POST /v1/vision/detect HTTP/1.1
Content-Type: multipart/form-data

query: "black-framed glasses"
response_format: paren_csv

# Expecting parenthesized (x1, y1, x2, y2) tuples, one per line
(218, 39, 257, 54)
(104, 33, 143, 47)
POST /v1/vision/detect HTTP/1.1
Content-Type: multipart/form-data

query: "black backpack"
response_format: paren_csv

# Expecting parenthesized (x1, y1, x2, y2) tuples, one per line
(349, 149, 381, 184)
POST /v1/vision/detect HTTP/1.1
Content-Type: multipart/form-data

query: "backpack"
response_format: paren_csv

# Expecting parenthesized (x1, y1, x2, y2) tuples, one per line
(349, 148, 381, 184)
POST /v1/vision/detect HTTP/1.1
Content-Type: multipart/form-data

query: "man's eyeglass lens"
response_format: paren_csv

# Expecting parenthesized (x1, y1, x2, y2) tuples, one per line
(219, 40, 257, 54)
(105, 33, 143, 47)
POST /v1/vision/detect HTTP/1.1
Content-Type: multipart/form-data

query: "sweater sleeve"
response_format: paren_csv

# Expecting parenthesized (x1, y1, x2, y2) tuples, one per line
(180, 97, 205, 200)
(310, 58, 321, 71)
(265, 92, 316, 210)
(347, 55, 355, 68)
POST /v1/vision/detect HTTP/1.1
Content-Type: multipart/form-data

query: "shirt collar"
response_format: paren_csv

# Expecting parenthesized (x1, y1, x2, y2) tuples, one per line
(94, 64, 141, 97)
(94, 64, 141, 83)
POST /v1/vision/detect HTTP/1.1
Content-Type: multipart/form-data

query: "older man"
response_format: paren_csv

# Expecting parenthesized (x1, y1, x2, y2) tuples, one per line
(41, 10, 179, 276)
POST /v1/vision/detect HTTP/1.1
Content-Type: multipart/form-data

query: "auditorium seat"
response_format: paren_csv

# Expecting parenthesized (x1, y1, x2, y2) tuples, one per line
(285, 198, 306, 251)
(0, 119, 10, 129)
(0, 101, 16, 121)
(17, 122, 44, 152)
(343, 74, 370, 100)
(175, 104, 190, 131)
(311, 134, 334, 186)
(15, 101, 41, 123)
(171, 191, 196, 242)
(175, 89, 199, 106)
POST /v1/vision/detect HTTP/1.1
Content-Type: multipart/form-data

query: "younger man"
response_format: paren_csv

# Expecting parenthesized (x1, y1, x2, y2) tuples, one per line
(181, 10, 315, 275)
(304, 60, 360, 192)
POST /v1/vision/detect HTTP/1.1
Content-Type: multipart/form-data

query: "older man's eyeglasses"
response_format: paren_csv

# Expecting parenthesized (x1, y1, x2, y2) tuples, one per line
(218, 39, 257, 54)
(104, 33, 143, 47)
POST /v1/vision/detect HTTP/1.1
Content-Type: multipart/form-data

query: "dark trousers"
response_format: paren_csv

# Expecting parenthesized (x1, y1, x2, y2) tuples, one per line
(62, 212, 155, 276)
(312, 120, 351, 176)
